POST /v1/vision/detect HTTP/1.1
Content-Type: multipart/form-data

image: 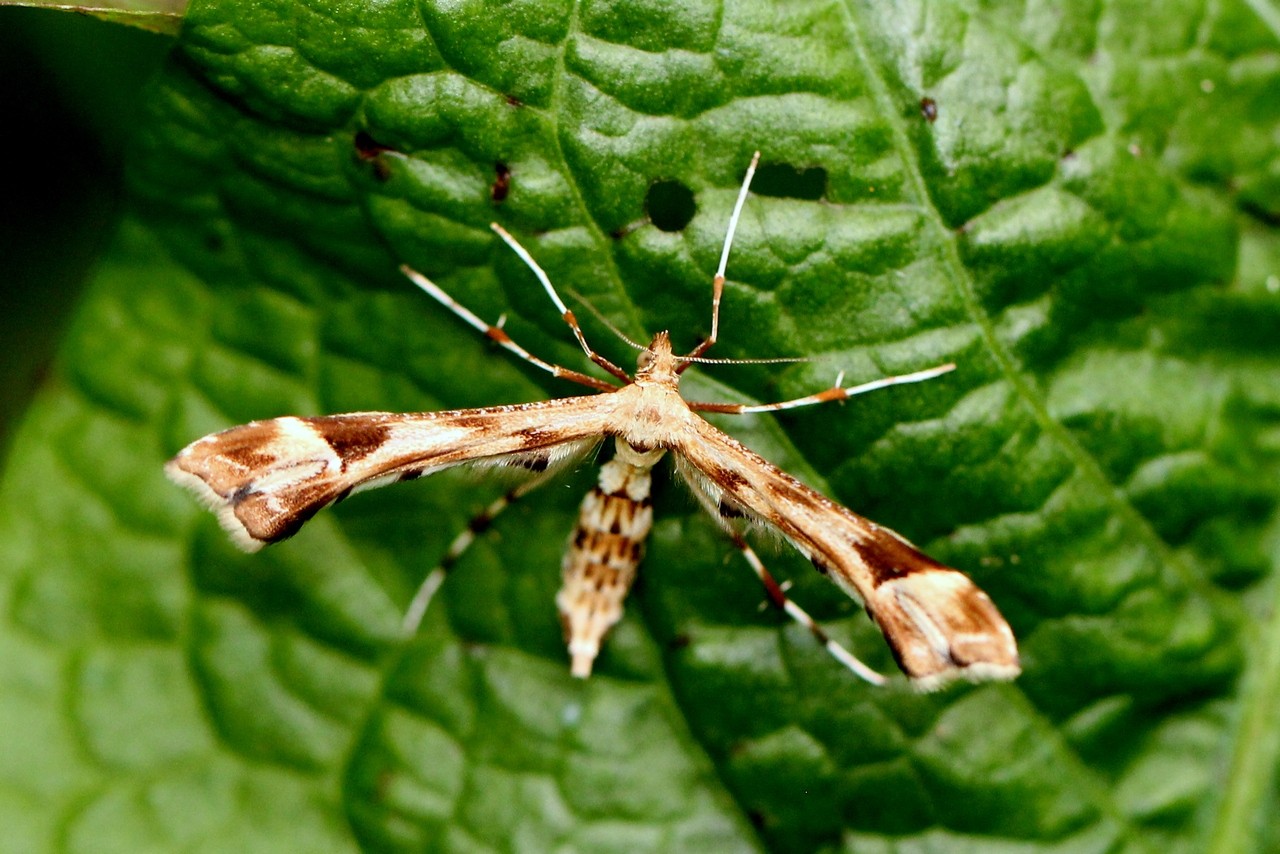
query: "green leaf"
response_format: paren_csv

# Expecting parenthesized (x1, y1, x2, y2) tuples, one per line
(3, 1, 1279, 851)
(0, 0, 186, 36)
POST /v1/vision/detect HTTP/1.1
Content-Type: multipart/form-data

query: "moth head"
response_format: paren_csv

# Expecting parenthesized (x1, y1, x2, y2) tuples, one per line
(635, 331, 675, 379)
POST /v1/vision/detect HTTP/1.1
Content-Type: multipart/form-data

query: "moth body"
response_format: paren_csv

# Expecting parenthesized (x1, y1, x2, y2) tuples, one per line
(558, 441, 661, 677)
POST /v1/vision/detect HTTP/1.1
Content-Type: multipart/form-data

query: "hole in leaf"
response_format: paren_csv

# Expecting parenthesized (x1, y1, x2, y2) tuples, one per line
(646, 180, 696, 232)
(750, 163, 827, 201)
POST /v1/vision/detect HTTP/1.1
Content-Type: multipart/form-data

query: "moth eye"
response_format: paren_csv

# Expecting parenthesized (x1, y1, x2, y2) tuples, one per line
(636, 349, 655, 370)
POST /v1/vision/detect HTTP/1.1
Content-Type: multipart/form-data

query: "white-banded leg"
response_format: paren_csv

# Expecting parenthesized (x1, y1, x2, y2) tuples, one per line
(729, 531, 887, 685)
(680, 150, 762, 368)
(689, 363, 956, 415)
(400, 264, 620, 393)
(401, 478, 545, 635)
(487, 224, 633, 384)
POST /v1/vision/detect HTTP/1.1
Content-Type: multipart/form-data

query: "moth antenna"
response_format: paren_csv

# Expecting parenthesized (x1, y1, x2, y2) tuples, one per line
(675, 353, 814, 367)
(565, 287, 646, 352)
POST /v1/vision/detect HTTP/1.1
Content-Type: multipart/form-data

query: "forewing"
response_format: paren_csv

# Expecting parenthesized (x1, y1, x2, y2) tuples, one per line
(674, 417, 1019, 689)
(166, 396, 613, 551)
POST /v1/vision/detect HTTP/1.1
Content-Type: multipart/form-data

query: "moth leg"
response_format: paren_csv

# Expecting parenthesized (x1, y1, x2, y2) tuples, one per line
(729, 531, 888, 686)
(401, 478, 543, 636)
(401, 264, 619, 393)
(689, 363, 956, 415)
(681, 150, 762, 368)
(486, 224, 633, 384)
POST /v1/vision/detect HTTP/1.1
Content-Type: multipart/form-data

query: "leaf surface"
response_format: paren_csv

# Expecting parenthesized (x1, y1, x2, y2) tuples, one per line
(2, 1, 1279, 851)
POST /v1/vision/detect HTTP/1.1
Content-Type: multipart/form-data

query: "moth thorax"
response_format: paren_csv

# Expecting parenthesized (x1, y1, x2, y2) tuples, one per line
(557, 456, 655, 677)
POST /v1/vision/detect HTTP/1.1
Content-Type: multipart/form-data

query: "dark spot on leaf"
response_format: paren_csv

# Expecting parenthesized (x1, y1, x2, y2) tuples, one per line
(505, 94, 524, 107)
(751, 162, 826, 201)
(646, 179, 696, 232)
(491, 161, 511, 203)
(611, 217, 647, 239)
(353, 131, 394, 181)
(668, 633, 691, 650)
(920, 96, 938, 122)
(354, 130, 392, 158)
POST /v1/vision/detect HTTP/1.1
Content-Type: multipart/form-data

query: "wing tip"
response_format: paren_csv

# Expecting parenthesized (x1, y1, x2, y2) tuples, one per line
(164, 456, 266, 553)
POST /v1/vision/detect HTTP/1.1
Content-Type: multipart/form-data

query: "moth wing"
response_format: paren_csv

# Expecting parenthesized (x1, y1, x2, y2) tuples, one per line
(673, 418, 1019, 689)
(166, 396, 612, 551)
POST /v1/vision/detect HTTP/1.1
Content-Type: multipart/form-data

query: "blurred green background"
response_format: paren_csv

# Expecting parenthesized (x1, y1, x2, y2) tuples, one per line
(0, 10, 169, 451)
